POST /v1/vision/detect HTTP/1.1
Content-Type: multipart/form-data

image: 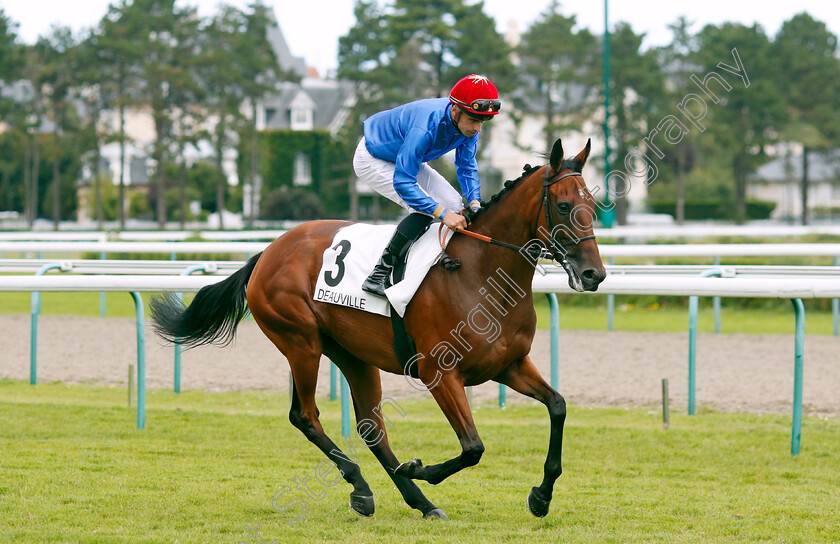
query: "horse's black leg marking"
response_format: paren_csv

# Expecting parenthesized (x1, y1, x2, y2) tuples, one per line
(288, 381, 374, 516)
(394, 374, 485, 485)
(364, 428, 447, 519)
(495, 356, 565, 517)
(325, 340, 445, 519)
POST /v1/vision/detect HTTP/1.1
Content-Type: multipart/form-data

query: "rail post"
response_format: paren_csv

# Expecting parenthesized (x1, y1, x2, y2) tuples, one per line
(790, 298, 805, 456)
(687, 267, 730, 415)
(833, 256, 838, 337)
(607, 256, 615, 331)
(129, 291, 146, 430)
(30, 261, 72, 385)
(174, 263, 217, 393)
(547, 293, 560, 391)
(340, 370, 351, 437)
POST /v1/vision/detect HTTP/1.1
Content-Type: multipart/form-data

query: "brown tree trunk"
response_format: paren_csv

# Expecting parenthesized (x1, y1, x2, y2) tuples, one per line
(733, 154, 748, 224)
(52, 109, 62, 230)
(31, 135, 40, 225)
(215, 117, 226, 230)
(676, 146, 685, 224)
(118, 100, 127, 230)
(800, 147, 809, 225)
(23, 137, 31, 226)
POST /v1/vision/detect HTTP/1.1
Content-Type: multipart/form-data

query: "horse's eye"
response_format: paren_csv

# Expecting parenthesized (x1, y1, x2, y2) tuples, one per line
(556, 202, 572, 215)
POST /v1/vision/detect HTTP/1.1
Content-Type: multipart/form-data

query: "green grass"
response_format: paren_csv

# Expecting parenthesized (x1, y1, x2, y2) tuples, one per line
(1, 381, 838, 543)
(2, 291, 835, 336)
(0, 292, 181, 318)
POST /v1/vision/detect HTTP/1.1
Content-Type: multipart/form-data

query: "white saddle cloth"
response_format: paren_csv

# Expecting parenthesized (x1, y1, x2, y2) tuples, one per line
(314, 223, 452, 317)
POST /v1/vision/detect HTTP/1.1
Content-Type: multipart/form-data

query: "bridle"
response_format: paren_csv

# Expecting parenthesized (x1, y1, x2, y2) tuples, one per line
(440, 166, 597, 270)
(534, 169, 597, 262)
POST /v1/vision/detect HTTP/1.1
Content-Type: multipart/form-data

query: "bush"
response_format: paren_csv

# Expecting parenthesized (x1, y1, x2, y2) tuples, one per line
(649, 199, 776, 220)
(260, 186, 325, 220)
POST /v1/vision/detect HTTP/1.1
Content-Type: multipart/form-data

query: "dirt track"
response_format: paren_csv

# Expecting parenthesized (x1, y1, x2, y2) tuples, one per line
(1, 314, 838, 416)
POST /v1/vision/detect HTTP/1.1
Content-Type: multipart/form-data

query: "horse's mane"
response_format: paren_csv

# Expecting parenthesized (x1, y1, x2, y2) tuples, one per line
(464, 155, 584, 223)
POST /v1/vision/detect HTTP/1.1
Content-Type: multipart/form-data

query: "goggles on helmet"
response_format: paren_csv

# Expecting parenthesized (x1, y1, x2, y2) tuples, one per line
(449, 96, 502, 114)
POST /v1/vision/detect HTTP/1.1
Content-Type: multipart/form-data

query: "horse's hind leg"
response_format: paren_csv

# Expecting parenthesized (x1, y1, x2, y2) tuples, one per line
(494, 355, 566, 518)
(325, 340, 446, 519)
(261, 329, 375, 516)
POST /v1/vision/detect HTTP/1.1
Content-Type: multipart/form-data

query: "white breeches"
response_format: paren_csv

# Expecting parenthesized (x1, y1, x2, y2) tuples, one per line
(352, 137, 463, 215)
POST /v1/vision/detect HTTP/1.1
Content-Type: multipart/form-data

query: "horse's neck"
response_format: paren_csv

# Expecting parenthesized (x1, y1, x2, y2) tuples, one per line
(466, 173, 544, 290)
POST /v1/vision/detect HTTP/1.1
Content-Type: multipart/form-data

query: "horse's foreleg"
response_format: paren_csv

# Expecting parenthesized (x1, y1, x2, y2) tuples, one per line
(395, 374, 484, 485)
(495, 356, 566, 517)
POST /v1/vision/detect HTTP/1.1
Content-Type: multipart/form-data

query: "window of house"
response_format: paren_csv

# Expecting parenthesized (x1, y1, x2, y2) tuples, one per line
(293, 153, 311, 186)
(129, 158, 149, 185)
(290, 106, 313, 130)
(289, 91, 315, 131)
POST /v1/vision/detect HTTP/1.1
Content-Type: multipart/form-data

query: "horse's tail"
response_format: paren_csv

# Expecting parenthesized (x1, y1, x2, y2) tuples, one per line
(150, 252, 263, 348)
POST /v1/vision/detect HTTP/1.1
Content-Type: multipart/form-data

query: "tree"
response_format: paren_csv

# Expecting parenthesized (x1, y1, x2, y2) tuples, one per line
(606, 21, 664, 224)
(0, 8, 23, 115)
(94, 0, 147, 229)
(694, 23, 787, 223)
(339, 0, 514, 118)
(142, 1, 201, 228)
(97, 0, 201, 229)
(34, 25, 81, 228)
(449, 2, 515, 92)
(198, 2, 281, 229)
(20, 46, 45, 226)
(518, 1, 598, 152)
(75, 31, 111, 229)
(338, 0, 394, 118)
(238, 2, 286, 227)
(772, 13, 840, 224)
(0, 9, 24, 214)
(656, 16, 700, 224)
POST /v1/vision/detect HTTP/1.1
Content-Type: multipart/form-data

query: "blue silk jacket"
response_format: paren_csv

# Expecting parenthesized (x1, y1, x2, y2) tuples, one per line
(362, 97, 480, 215)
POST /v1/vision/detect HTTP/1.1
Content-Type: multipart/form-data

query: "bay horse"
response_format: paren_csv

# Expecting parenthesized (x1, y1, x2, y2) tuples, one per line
(150, 138, 606, 520)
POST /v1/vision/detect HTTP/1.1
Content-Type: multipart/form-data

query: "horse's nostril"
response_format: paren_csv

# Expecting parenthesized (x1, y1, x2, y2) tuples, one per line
(581, 269, 603, 284)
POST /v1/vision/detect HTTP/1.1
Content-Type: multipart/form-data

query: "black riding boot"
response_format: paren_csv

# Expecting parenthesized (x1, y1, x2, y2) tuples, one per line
(362, 213, 433, 296)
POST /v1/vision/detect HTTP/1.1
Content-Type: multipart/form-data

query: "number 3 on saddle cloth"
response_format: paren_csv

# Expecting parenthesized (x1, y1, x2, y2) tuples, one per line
(314, 223, 455, 377)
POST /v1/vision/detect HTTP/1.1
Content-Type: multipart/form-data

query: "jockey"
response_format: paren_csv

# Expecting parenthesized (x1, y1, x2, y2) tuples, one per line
(354, 74, 501, 296)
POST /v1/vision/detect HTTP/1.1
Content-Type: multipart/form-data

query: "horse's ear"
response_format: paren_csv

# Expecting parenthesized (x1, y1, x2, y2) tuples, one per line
(574, 138, 591, 168)
(549, 139, 564, 172)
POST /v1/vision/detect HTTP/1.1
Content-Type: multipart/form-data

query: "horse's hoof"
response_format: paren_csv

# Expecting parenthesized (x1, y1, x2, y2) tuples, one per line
(527, 486, 550, 518)
(395, 458, 423, 479)
(349, 494, 375, 517)
(423, 508, 448, 520)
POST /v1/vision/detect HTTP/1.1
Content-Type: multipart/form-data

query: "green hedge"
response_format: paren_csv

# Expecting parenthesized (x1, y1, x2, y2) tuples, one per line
(649, 199, 776, 220)
(255, 130, 353, 218)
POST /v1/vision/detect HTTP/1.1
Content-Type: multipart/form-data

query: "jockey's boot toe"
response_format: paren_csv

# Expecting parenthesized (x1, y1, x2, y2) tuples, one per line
(362, 264, 391, 297)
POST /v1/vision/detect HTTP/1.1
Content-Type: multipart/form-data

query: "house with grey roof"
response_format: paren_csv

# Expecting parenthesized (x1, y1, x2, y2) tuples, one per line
(748, 149, 840, 220)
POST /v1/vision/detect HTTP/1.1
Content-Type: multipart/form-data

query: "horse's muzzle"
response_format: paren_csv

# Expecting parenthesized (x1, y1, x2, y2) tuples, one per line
(580, 268, 606, 292)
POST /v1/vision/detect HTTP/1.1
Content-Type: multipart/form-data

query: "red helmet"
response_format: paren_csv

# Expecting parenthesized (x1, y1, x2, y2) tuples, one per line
(449, 74, 501, 118)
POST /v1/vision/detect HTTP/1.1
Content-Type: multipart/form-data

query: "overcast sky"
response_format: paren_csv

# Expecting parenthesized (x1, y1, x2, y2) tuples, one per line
(3, 0, 839, 76)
